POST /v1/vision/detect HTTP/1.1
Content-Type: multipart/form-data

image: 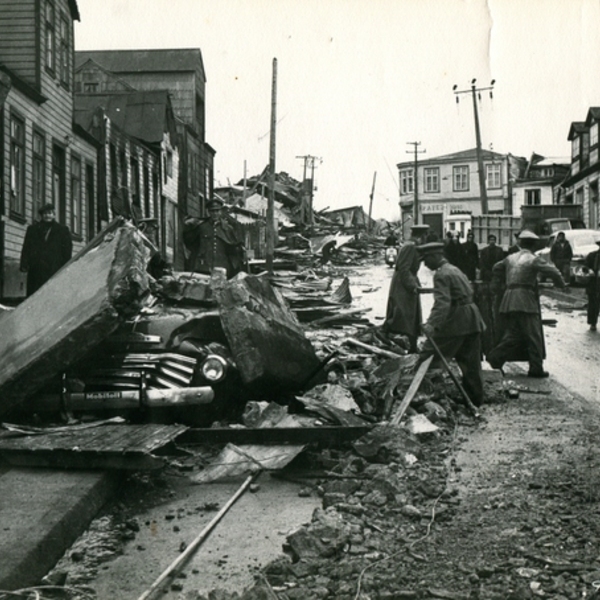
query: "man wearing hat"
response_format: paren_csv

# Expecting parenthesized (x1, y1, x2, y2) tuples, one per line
(382, 223, 430, 352)
(584, 239, 600, 331)
(418, 241, 486, 407)
(183, 198, 245, 278)
(20, 203, 72, 297)
(487, 229, 565, 378)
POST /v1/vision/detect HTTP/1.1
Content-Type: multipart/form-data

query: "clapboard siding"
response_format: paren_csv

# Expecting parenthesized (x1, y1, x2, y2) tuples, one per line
(0, 0, 37, 86)
(0, 0, 99, 299)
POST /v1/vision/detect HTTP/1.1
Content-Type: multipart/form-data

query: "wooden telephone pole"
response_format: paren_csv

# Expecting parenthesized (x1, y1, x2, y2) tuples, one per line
(407, 142, 426, 224)
(266, 58, 277, 275)
(453, 79, 495, 215)
(367, 171, 377, 232)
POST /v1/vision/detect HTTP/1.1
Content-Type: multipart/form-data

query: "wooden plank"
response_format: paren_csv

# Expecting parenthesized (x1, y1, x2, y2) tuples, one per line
(344, 337, 403, 360)
(390, 356, 434, 426)
(0, 424, 187, 470)
(0, 225, 151, 416)
(178, 425, 372, 446)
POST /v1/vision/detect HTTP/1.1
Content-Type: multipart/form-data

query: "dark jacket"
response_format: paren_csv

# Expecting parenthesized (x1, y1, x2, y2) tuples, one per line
(183, 216, 244, 278)
(461, 240, 479, 281)
(426, 260, 484, 337)
(550, 240, 573, 263)
(20, 220, 72, 296)
(479, 244, 505, 282)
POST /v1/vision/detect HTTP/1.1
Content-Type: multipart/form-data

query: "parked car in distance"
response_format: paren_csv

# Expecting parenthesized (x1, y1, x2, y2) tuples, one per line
(536, 229, 600, 284)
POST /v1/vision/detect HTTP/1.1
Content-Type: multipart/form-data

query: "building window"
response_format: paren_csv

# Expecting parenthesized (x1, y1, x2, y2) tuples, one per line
(10, 115, 25, 217)
(130, 156, 140, 211)
(453, 166, 469, 192)
(71, 156, 82, 235)
(592, 123, 599, 147)
(399, 169, 413, 194)
(32, 131, 46, 217)
(166, 150, 173, 179)
(525, 189, 541, 205)
(572, 136, 580, 159)
(45, 1, 55, 73)
(486, 163, 502, 189)
(59, 16, 69, 88)
(424, 167, 439, 193)
(83, 82, 98, 92)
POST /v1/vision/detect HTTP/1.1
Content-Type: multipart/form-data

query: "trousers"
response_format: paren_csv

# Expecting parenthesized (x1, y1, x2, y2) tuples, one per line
(420, 332, 484, 407)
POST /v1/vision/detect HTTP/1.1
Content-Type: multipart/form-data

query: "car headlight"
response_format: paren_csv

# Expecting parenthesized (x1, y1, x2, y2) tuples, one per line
(201, 354, 228, 383)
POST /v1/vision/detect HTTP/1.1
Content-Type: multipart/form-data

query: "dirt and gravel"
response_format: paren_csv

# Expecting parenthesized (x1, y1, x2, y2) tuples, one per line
(43, 259, 600, 600)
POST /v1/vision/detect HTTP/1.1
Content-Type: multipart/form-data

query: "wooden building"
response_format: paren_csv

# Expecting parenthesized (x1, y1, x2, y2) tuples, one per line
(0, 0, 99, 300)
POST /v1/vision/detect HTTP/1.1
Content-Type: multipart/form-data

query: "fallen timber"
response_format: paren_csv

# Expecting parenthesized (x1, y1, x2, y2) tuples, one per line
(0, 224, 150, 417)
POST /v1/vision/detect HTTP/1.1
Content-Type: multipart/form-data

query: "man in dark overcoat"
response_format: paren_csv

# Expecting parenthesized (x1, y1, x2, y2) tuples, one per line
(487, 230, 565, 378)
(183, 198, 245, 279)
(418, 242, 486, 407)
(478, 234, 506, 351)
(20, 203, 72, 297)
(382, 224, 430, 352)
(584, 240, 600, 331)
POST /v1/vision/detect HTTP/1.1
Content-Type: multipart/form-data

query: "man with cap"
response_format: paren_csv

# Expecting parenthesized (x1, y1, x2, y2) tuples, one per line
(382, 223, 430, 353)
(20, 203, 72, 297)
(584, 239, 600, 331)
(487, 229, 565, 378)
(418, 241, 486, 407)
(183, 198, 245, 279)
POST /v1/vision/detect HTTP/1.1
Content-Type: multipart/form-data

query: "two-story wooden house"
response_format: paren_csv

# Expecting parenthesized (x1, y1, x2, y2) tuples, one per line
(0, 0, 99, 300)
(74, 49, 215, 216)
(397, 148, 526, 239)
(562, 109, 600, 228)
(511, 153, 570, 215)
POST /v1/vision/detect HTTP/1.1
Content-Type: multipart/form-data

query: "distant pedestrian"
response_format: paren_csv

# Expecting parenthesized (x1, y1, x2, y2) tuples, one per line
(417, 242, 486, 407)
(444, 232, 464, 271)
(478, 234, 506, 352)
(461, 232, 479, 281)
(584, 240, 600, 331)
(20, 203, 72, 297)
(487, 230, 565, 378)
(549, 231, 573, 285)
(382, 223, 430, 352)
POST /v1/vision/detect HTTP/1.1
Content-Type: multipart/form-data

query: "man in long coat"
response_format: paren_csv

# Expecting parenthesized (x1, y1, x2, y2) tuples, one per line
(478, 234, 506, 351)
(20, 203, 72, 297)
(418, 242, 486, 407)
(584, 240, 600, 331)
(183, 198, 245, 279)
(487, 230, 565, 378)
(382, 224, 430, 352)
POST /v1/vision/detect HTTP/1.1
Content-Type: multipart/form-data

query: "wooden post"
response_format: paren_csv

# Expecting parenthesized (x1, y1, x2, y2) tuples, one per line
(266, 58, 277, 275)
(367, 171, 377, 232)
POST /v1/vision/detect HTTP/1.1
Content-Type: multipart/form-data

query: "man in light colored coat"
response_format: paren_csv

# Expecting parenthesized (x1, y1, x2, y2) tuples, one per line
(487, 230, 565, 378)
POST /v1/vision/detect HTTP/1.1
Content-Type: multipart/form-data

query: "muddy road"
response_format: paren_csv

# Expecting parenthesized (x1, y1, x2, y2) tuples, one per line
(46, 259, 600, 600)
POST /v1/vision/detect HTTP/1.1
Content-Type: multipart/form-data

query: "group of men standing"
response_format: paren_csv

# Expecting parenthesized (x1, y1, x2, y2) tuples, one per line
(383, 223, 572, 408)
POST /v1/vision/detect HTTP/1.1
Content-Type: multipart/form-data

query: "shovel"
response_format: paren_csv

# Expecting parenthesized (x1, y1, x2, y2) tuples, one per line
(422, 330, 480, 418)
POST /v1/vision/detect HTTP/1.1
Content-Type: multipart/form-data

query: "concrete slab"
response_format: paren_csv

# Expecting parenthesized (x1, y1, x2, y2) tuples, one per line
(0, 468, 117, 591)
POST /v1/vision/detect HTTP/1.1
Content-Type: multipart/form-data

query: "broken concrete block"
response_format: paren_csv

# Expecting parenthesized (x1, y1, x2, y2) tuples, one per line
(215, 274, 320, 391)
(0, 225, 150, 416)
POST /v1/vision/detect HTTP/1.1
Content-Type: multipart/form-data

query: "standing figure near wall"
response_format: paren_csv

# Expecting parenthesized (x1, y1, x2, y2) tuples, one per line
(183, 198, 245, 279)
(20, 203, 72, 297)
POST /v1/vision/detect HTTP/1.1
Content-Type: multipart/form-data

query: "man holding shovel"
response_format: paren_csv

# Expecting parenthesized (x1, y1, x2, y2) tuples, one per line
(417, 242, 486, 408)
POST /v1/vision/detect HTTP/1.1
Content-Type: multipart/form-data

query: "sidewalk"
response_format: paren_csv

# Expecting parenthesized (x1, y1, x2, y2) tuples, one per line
(0, 466, 117, 590)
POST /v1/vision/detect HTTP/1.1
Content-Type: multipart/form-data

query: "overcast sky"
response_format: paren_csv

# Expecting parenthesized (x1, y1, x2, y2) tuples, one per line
(74, 0, 600, 220)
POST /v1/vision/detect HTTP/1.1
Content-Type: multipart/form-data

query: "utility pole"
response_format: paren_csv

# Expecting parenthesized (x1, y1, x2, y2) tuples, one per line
(295, 155, 321, 228)
(367, 171, 377, 232)
(453, 79, 495, 215)
(406, 142, 426, 225)
(267, 58, 277, 275)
